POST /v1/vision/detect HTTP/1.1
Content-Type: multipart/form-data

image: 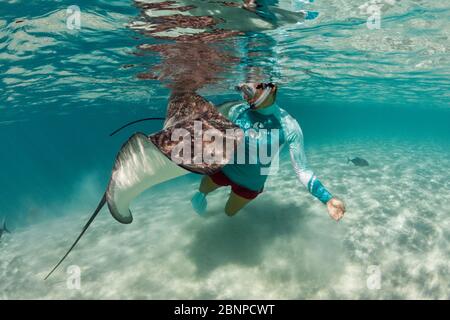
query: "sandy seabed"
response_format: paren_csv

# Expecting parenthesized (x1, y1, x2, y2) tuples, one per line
(1, 140, 449, 299)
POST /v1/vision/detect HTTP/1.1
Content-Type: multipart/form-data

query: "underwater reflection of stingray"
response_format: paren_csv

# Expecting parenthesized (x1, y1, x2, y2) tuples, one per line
(129, 0, 309, 35)
(131, 0, 244, 91)
(129, 0, 310, 85)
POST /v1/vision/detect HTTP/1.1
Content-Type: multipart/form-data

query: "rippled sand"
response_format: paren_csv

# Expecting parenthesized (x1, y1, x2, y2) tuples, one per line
(1, 140, 449, 299)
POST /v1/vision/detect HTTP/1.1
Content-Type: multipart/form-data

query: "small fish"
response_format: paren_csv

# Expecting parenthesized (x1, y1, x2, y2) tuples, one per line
(347, 157, 369, 166)
(0, 220, 11, 240)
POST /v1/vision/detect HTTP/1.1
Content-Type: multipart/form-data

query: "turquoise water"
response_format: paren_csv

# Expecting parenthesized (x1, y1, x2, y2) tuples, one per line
(1, 0, 449, 299)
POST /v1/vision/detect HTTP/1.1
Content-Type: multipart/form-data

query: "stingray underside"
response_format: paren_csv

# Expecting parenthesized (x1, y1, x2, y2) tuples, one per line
(105, 132, 190, 224)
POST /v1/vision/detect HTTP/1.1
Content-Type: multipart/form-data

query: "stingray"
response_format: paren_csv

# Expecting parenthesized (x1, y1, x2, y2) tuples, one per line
(347, 157, 369, 167)
(45, 93, 242, 280)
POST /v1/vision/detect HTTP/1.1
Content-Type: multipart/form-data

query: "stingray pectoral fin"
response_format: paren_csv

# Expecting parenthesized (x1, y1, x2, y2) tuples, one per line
(106, 132, 189, 224)
(45, 133, 189, 280)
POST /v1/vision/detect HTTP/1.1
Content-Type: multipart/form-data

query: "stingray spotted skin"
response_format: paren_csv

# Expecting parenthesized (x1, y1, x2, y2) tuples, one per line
(150, 92, 243, 175)
(164, 93, 216, 127)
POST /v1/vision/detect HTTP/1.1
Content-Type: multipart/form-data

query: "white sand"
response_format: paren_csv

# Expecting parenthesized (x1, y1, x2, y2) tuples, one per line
(1, 140, 449, 299)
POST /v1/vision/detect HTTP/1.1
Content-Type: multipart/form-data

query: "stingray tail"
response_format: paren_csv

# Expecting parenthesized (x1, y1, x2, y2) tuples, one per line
(347, 157, 351, 164)
(44, 194, 106, 280)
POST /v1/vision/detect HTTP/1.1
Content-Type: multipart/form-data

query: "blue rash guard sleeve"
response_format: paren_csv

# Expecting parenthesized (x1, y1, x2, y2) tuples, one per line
(280, 111, 333, 204)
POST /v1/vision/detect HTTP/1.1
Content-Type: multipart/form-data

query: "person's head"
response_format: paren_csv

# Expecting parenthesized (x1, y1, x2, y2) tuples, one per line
(236, 82, 278, 110)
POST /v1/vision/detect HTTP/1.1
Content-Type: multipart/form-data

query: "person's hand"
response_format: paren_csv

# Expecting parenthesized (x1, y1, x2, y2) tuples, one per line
(326, 197, 346, 221)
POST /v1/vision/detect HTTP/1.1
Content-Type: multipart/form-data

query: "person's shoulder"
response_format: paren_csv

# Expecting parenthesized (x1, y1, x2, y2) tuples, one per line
(278, 107, 303, 141)
(278, 108, 290, 119)
(279, 108, 300, 127)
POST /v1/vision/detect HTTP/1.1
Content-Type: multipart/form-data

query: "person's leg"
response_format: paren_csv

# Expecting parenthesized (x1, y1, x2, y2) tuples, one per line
(199, 175, 221, 194)
(224, 191, 253, 216)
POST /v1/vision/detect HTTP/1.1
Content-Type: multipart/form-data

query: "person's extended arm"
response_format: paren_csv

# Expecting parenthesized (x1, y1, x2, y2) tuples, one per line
(283, 115, 332, 202)
(281, 113, 345, 220)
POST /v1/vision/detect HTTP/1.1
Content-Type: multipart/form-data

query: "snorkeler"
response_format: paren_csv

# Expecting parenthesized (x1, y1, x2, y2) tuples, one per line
(191, 82, 346, 220)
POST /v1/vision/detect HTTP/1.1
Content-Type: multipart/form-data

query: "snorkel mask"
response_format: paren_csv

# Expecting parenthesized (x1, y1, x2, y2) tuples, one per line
(235, 82, 276, 110)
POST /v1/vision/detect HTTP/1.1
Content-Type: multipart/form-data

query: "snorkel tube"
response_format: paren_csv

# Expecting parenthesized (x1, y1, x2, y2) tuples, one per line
(251, 86, 272, 109)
